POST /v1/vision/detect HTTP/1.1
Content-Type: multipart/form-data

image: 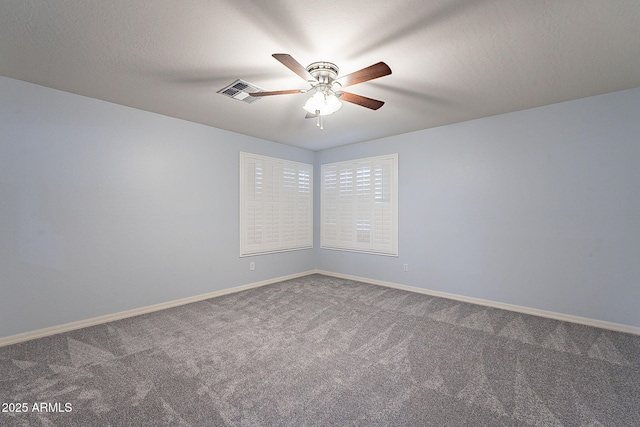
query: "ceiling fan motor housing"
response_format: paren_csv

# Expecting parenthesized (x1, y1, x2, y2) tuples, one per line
(306, 62, 339, 84)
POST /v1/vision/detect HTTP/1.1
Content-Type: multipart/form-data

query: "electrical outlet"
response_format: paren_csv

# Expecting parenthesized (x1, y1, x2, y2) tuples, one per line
(403, 264, 409, 272)
(249, 262, 255, 271)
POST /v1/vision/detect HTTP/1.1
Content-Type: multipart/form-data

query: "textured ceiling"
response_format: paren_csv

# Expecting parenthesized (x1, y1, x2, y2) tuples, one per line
(1, 0, 639, 151)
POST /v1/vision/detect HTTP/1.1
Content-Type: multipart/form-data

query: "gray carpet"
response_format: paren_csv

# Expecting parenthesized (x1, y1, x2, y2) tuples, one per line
(1, 274, 639, 426)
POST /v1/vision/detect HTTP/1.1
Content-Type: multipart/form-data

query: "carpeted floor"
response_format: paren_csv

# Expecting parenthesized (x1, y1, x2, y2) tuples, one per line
(1, 274, 639, 426)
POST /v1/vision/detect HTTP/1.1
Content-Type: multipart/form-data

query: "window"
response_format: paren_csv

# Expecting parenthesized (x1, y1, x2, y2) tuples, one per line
(321, 154, 398, 256)
(240, 152, 312, 256)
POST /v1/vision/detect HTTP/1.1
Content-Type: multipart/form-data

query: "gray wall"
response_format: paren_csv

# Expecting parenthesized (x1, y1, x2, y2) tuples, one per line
(0, 77, 315, 338)
(315, 87, 640, 328)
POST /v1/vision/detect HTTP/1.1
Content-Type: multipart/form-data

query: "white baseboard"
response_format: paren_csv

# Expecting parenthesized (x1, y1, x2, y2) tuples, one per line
(0, 270, 315, 347)
(3, 268, 638, 347)
(314, 270, 640, 336)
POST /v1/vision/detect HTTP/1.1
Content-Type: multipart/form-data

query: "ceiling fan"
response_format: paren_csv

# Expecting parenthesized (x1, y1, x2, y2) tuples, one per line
(249, 54, 392, 129)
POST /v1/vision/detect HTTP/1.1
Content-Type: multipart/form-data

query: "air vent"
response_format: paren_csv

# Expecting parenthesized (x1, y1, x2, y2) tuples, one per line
(217, 79, 265, 104)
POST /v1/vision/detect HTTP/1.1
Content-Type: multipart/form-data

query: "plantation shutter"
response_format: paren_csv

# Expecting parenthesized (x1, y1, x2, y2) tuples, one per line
(296, 166, 312, 246)
(321, 154, 398, 256)
(321, 164, 339, 248)
(240, 152, 313, 256)
(243, 155, 264, 254)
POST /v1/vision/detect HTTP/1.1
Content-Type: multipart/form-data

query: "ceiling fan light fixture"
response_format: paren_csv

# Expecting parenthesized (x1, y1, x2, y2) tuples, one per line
(254, 54, 391, 128)
(302, 91, 342, 116)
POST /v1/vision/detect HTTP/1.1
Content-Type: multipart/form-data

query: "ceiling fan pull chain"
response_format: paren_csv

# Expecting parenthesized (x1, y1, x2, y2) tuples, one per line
(316, 111, 323, 130)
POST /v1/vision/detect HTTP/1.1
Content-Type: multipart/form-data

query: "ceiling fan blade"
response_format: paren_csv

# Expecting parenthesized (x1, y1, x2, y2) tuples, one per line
(305, 112, 317, 119)
(273, 53, 317, 82)
(248, 89, 303, 97)
(335, 62, 392, 88)
(337, 91, 385, 110)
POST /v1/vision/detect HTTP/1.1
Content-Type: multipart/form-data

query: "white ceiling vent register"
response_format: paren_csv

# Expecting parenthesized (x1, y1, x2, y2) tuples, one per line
(217, 79, 265, 103)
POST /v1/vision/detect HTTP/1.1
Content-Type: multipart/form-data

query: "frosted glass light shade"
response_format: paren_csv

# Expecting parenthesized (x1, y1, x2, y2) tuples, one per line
(303, 92, 342, 116)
